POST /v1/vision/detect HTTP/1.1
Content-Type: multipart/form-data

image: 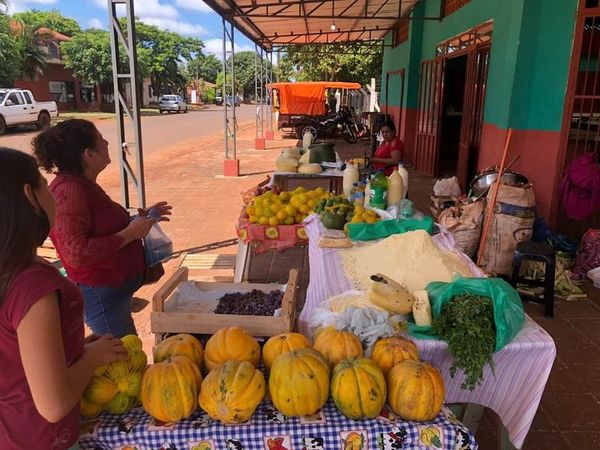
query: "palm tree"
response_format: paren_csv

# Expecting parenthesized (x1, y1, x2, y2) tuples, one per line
(14, 20, 50, 80)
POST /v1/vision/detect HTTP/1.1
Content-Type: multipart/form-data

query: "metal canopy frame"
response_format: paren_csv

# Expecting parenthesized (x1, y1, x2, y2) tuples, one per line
(108, 0, 145, 208)
(223, 18, 237, 160)
(202, 0, 430, 50)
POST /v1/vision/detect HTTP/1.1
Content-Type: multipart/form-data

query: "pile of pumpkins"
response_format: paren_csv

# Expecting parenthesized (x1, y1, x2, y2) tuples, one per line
(81, 326, 446, 425)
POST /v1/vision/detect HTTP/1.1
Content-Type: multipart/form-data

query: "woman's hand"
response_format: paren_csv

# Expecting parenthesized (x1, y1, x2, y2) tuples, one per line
(84, 334, 129, 367)
(118, 216, 154, 245)
(138, 201, 173, 222)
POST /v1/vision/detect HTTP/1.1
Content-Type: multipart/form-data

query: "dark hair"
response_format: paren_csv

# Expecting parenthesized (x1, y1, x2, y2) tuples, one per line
(32, 119, 97, 174)
(382, 119, 397, 134)
(0, 148, 43, 305)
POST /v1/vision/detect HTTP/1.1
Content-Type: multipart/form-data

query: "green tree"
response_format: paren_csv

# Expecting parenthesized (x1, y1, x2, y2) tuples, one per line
(12, 9, 81, 36)
(0, 15, 20, 85)
(277, 43, 382, 86)
(61, 29, 113, 86)
(215, 51, 272, 100)
(187, 53, 221, 83)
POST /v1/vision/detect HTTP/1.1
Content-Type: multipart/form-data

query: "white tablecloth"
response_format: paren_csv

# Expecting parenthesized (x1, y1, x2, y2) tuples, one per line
(299, 215, 556, 449)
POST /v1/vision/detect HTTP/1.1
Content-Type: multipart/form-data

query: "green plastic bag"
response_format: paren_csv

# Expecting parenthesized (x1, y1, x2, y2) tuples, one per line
(347, 216, 434, 241)
(408, 276, 525, 352)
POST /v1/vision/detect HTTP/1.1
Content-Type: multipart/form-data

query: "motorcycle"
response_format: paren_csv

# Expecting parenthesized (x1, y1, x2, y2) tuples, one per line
(295, 106, 359, 143)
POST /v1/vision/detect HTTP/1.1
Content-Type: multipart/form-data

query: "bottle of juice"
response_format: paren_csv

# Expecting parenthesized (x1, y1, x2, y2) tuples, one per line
(343, 162, 360, 200)
(387, 168, 404, 207)
(369, 171, 388, 209)
(397, 163, 409, 198)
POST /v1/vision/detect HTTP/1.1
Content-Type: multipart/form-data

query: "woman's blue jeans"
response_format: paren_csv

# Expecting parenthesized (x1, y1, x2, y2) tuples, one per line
(78, 275, 142, 337)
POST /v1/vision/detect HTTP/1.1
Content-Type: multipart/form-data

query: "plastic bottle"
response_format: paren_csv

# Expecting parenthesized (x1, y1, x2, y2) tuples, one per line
(353, 191, 365, 207)
(343, 162, 360, 200)
(397, 163, 409, 198)
(369, 171, 388, 209)
(387, 168, 404, 208)
(364, 178, 371, 209)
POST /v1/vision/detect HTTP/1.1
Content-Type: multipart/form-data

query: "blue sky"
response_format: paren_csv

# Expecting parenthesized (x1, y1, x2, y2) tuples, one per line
(6, 0, 256, 56)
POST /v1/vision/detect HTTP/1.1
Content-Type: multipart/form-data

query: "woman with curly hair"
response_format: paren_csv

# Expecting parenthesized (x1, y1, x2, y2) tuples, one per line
(33, 119, 172, 337)
(0, 147, 128, 449)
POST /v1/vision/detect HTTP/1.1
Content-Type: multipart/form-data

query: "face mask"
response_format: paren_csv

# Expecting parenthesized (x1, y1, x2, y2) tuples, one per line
(32, 191, 51, 247)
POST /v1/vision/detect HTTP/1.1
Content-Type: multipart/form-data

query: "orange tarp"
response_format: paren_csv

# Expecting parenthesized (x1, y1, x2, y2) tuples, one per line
(268, 82, 361, 116)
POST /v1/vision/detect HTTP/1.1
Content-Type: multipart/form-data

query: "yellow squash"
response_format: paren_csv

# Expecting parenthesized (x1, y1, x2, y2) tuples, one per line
(269, 348, 330, 417)
(331, 357, 386, 419)
(155, 333, 204, 369)
(140, 355, 202, 423)
(387, 360, 445, 421)
(262, 332, 310, 370)
(370, 336, 419, 376)
(204, 327, 261, 371)
(199, 360, 265, 424)
(313, 327, 363, 367)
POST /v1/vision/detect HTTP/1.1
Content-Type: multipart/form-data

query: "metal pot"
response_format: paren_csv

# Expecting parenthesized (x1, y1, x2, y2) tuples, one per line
(470, 171, 529, 197)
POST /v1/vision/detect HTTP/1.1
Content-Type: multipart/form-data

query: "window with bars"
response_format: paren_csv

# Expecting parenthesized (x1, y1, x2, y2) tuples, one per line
(393, 19, 409, 47)
(443, 0, 472, 17)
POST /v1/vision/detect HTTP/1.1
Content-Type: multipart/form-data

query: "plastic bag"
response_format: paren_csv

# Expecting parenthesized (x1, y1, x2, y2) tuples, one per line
(144, 221, 173, 266)
(347, 216, 434, 241)
(408, 276, 525, 352)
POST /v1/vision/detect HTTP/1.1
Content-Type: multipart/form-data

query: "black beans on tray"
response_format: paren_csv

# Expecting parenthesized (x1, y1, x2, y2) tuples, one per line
(213, 289, 283, 316)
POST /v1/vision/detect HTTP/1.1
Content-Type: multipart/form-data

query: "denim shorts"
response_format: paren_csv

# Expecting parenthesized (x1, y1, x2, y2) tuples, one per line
(78, 275, 142, 338)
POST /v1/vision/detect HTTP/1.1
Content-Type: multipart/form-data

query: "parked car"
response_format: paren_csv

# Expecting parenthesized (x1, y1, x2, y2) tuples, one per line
(215, 95, 223, 105)
(0, 88, 58, 135)
(158, 94, 187, 113)
(225, 95, 241, 107)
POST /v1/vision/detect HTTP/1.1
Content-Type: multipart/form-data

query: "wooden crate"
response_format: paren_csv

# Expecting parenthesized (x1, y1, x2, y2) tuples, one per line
(152, 267, 299, 344)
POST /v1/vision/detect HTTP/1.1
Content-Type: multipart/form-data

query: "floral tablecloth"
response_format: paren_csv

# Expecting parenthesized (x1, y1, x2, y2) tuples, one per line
(79, 400, 477, 450)
(236, 219, 308, 254)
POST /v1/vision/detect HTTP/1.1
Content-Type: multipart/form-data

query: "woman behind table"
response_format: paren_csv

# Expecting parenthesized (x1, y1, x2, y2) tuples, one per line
(32, 119, 172, 337)
(0, 147, 128, 450)
(371, 119, 405, 176)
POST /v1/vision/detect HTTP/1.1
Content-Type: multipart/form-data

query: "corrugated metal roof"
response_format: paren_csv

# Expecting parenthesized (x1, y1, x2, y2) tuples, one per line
(202, 0, 422, 50)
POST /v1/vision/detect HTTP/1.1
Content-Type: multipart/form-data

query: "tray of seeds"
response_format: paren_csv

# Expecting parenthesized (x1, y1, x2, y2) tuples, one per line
(151, 267, 299, 343)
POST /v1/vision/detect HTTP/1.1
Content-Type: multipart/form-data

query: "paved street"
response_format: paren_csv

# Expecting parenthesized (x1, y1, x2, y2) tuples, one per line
(0, 104, 257, 161)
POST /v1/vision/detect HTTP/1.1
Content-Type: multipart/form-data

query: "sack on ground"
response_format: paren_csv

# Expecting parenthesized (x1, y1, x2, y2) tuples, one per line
(438, 200, 484, 259)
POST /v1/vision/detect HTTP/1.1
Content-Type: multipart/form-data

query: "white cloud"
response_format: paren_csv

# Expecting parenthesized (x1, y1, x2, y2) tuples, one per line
(203, 38, 255, 58)
(87, 18, 105, 29)
(141, 18, 207, 36)
(7, 0, 57, 14)
(91, 0, 177, 20)
(174, 0, 213, 13)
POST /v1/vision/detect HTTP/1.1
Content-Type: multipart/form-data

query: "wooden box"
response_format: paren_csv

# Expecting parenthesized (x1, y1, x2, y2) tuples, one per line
(152, 267, 299, 344)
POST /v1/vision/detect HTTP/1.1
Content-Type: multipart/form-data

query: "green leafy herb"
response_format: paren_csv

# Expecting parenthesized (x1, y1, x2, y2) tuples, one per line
(432, 294, 496, 390)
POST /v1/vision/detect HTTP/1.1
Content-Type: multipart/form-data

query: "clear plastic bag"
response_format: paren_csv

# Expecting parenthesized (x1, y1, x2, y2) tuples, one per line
(144, 221, 173, 266)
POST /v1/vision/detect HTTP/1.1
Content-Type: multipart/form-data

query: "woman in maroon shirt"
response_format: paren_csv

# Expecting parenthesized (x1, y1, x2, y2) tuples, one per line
(371, 120, 405, 176)
(33, 119, 172, 337)
(0, 147, 128, 449)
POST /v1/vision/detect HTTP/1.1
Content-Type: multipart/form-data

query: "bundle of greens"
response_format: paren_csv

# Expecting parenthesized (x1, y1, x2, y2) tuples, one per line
(432, 293, 496, 390)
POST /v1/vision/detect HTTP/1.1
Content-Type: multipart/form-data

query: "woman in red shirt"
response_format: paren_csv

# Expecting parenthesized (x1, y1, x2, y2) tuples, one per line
(33, 120, 172, 337)
(371, 120, 405, 176)
(0, 147, 128, 450)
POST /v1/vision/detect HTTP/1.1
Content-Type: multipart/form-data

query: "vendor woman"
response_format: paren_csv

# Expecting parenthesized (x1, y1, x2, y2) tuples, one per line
(371, 120, 405, 176)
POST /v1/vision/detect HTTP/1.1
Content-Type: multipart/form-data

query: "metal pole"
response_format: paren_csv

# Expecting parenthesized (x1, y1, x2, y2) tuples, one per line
(223, 19, 228, 161)
(107, 0, 145, 209)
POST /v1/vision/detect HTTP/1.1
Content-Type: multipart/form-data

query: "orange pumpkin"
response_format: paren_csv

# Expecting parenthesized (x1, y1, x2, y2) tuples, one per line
(370, 336, 419, 376)
(154, 334, 204, 369)
(262, 332, 310, 369)
(387, 360, 445, 421)
(204, 326, 261, 371)
(140, 355, 202, 422)
(313, 327, 363, 367)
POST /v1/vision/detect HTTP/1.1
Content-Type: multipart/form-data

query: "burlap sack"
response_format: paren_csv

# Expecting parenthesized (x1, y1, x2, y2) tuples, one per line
(480, 182, 536, 275)
(438, 200, 484, 259)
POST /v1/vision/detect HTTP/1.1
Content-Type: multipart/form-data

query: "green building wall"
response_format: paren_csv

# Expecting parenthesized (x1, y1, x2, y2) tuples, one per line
(380, 0, 577, 132)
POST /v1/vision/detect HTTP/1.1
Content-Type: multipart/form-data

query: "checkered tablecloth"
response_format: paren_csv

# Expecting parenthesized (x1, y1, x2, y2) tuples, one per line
(79, 401, 476, 450)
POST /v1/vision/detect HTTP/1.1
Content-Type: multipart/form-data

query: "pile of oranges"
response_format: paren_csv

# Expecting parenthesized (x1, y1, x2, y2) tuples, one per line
(245, 186, 332, 226)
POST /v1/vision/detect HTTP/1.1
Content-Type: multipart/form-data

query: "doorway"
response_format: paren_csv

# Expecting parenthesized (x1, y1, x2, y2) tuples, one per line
(439, 54, 467, 177)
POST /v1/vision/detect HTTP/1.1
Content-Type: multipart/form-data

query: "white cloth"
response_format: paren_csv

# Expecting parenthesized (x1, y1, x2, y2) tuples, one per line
(299, 215, 556, 449)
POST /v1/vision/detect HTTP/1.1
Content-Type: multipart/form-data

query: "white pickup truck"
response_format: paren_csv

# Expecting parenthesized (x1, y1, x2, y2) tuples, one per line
(0, 88, 58, 135)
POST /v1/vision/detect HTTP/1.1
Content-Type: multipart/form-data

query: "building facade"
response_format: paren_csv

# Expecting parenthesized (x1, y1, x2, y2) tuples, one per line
(13, 28, 102, 112)
(381, 0, 599, 235)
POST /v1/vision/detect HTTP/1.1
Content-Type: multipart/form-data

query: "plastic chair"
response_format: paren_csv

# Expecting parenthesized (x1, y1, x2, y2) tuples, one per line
(510, 241, 556, 317)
